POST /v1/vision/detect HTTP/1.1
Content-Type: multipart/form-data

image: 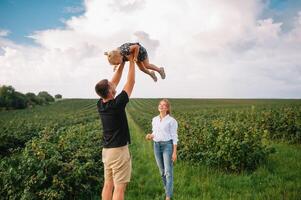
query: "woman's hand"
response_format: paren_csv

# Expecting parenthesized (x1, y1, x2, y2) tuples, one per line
(172, 145, 177, 162)
(145, 133, 154, 141)
(172, 152, 177, 162)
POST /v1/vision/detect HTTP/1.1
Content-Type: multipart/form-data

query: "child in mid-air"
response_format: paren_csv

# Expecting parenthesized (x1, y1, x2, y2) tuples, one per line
(104, 43, 165, 82)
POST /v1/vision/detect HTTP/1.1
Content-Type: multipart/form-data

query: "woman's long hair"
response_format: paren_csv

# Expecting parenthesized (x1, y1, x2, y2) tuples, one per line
(160, 98, 171, 115)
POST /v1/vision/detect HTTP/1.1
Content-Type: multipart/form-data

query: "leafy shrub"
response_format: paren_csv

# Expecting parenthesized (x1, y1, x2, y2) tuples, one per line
(0, 123, 103, 200)
(260, 107, 301, 143)
(178, 115, 274, 172)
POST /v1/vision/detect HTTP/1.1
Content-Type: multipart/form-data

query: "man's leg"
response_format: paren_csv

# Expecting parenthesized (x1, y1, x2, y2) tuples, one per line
(112, 183, 127, 200)
(111, 145, 131, 200)
(102, 155, 114, 200)
(102, 180, 114, 200)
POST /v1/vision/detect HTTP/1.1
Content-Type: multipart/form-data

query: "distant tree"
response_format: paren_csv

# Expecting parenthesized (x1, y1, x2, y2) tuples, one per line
(26, 92, 47, 105)
(0, 85, 27, 109)
(0, 85, 15, 108)
(12, 91, 28, 109)
(26, 92, 44, 106)
(25, 92, 36, 100)
(36, 96, 46, 105)
(38, 91, 55, 103)
(55, 94, 62, 99)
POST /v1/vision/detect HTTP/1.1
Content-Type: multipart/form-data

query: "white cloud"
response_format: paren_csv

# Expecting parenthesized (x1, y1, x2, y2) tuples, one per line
(108, 0, 146, 13)
(132, 31, 159, 57)
(0, 29, 10, 37)
(0, 0, 301, 98)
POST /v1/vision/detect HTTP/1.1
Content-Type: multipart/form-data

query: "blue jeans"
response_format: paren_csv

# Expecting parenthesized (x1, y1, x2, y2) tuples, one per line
(154, 140, 173, 198)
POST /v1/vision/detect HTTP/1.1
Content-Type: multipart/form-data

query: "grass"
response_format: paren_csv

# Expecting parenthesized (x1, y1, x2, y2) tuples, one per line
(126, 114, 164, 200)
(124, 114, 301, 200)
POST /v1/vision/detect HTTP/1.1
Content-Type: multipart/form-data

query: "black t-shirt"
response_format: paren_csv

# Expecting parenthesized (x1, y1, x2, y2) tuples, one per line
(97, 90, 131, 148)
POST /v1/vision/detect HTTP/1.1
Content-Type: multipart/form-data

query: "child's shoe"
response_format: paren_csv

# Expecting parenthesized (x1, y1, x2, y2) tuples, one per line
(159, 67, 166, 79)
(150, 71, 158, 82)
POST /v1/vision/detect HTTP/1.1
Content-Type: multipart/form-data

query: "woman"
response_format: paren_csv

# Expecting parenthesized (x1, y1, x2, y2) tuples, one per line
(146, 99, 178, 200)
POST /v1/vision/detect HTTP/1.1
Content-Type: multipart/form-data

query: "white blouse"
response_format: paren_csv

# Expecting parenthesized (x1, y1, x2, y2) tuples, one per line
(151, 114, 178, 145)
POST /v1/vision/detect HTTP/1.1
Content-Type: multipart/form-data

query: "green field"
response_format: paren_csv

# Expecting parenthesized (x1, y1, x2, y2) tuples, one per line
(1, 99, 300, 199)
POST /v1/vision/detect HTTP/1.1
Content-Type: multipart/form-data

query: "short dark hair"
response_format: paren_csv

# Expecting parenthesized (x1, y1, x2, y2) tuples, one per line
(95, 79, 109, 98)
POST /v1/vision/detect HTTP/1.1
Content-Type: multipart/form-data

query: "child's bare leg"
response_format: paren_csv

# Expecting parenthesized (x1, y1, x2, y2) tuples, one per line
(136, 62, 157, 82)
(142, 58, 161, 72)
(136, 61, 153, 75)
(142, 58, 165, 79)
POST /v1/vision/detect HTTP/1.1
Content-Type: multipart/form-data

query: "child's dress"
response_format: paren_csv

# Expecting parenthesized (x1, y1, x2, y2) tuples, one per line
(119, 43, 148, 62)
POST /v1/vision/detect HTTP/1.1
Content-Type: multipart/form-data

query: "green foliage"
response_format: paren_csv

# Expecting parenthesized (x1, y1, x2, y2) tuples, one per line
(125, 114, 301, 200)
(0, 85, 27, 109)
(55, 94, 62, 99)
(127, 99, 301, 172)
(26, 92, 43, 106)
(0, 123, 102, 200)
(0, 100, 99, 155)
(178, 115, 273, 172)
(259, 106, 301, 143)
(0, 100, 103, 199)
(1, 98, 300, 199)
(12, 91, 28, 109)
(0, 85, 15, 107)
(38, 91, 55, 103)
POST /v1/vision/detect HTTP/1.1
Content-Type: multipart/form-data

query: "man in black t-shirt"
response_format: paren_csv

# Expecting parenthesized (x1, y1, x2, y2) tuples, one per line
(95, 55, 135, 200)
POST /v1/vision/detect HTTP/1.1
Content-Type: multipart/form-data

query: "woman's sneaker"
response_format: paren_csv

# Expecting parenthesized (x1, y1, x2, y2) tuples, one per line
(159, 67, 166, 79)
(150, 71, 158, 82)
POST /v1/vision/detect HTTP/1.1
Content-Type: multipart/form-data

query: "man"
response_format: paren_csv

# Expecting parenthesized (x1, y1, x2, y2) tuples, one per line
(95, 55, 135, 200)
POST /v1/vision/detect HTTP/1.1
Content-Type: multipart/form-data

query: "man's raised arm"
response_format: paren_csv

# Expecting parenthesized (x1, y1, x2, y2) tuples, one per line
(110, 62, 125, 87)
(123, 57, 135, 97)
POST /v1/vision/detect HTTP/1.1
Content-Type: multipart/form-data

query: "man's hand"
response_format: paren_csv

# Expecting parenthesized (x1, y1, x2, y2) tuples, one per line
(128, 54, 134, 62)
(129, 45, 139, 62)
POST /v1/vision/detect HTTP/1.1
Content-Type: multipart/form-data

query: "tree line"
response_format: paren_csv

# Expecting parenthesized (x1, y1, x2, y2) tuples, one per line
(0, 85, 62, 110)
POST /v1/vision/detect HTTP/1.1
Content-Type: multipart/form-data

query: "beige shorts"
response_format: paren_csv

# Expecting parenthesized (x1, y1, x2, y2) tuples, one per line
(102, 145, 131, 184)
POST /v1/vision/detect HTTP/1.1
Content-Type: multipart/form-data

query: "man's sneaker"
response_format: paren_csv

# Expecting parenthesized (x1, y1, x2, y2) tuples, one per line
(159, 67, 166, 79)
(150, 71, 158, 82)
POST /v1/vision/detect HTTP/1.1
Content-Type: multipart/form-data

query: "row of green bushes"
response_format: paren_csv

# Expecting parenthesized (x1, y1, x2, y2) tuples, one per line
(0, 99, 98, 155)
(177, 112, 274, 172)
(259, 107, 301, 143)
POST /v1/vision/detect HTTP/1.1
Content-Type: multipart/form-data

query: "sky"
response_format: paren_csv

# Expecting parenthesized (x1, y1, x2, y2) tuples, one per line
(0, 0, 301, 98)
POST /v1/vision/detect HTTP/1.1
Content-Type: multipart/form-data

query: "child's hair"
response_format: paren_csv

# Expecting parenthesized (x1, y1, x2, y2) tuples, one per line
(104, 50, 122, 66)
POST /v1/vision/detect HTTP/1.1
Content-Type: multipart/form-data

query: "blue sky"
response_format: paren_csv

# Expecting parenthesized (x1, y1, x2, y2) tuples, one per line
(0, 0, 301, 98)
(0, 0, 84, 44)
(263, 0, 301, 31)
